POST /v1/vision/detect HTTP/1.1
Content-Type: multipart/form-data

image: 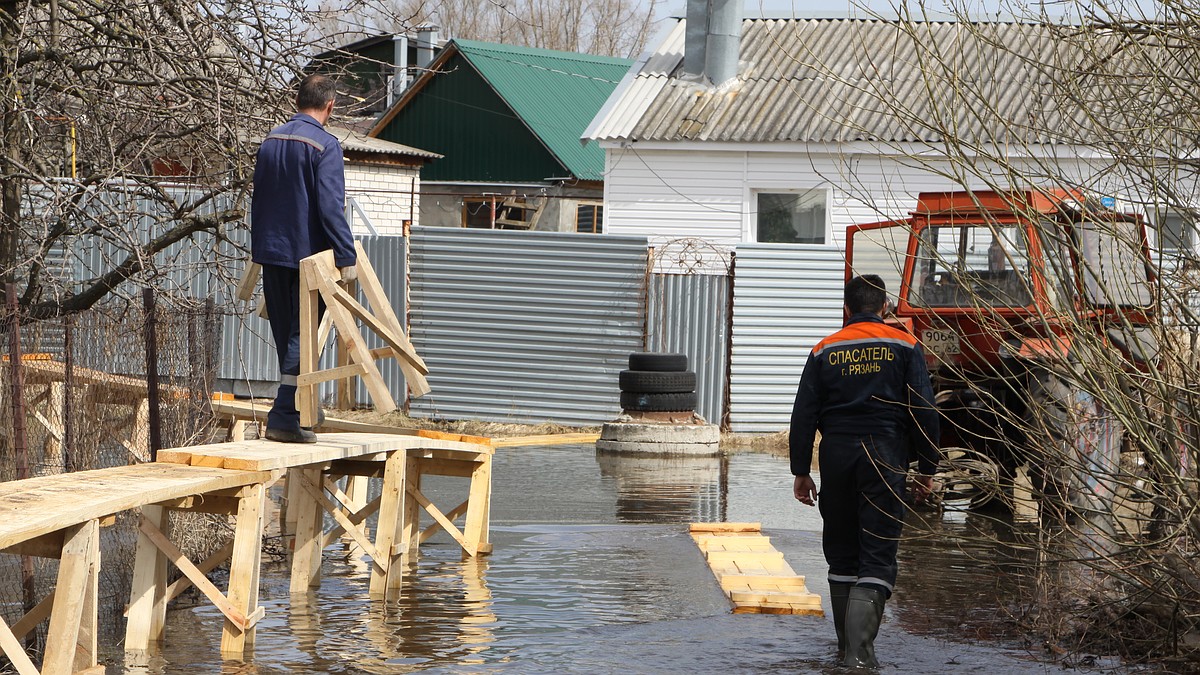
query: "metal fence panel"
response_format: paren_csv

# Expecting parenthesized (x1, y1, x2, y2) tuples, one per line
(408, 226, 647, 424)
(646, 273, 729, 426)
(729, 245, 845, 433)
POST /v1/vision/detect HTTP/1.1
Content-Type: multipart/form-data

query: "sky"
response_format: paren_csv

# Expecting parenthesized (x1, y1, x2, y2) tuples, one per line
(643, 0, 1164, 21)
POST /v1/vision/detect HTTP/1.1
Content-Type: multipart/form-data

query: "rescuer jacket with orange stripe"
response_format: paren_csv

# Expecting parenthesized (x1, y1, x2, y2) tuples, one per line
(789, 313, 940, 476)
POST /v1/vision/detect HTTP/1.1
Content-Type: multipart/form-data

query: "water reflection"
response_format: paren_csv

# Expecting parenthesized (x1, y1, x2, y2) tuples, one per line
(117, 445, 1097, 673)
(595, 450, 728, 524)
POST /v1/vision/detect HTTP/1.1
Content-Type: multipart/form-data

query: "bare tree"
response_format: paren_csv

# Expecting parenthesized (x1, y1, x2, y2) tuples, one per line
(316, 0, 663, 59)
(792, 1, 1200, 663)
(1, 0, 371, 319)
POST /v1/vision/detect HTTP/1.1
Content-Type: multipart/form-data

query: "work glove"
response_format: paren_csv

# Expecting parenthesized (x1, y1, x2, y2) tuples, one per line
(339, 265, 358, 284)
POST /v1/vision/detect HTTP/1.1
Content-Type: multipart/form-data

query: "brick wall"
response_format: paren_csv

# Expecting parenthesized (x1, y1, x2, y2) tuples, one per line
(344, 162, 420, 236)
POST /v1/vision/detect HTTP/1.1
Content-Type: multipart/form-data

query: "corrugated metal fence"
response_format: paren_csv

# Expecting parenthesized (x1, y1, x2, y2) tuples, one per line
(729, 245, 846, 433)
(407, 226, 647, 424)
(646, 273, 729, 426)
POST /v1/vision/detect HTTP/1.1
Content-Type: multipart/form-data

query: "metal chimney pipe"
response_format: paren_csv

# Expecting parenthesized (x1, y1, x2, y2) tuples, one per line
(416, 25, 438, 69)
(683, 0, 709, 79)
(705, 0, 742, 86)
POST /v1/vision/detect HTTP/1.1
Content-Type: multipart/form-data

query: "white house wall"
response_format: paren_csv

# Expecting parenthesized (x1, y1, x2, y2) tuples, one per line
(602, 142, 1107, 431)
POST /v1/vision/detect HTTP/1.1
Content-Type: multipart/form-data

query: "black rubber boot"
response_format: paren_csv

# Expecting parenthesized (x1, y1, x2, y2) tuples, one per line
(842, 585, 886, 668)
(829, 581, 853, 659)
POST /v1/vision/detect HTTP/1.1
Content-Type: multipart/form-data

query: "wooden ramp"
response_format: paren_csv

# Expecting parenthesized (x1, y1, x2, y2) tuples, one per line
(690, 522, 824, 616)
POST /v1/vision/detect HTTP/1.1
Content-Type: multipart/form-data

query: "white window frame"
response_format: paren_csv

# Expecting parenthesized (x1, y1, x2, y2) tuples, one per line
(746, 186, 832, 245)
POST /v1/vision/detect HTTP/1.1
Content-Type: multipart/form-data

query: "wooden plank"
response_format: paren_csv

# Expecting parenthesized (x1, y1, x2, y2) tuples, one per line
(418, 498, 470, 544)
(309, 264, 397, 414)
(690, 522, 762, 533)
(3, 530, 65, 558)
(416, 429, 493, 446)
(292, 475, 382, 564)
(491, 432, 601, 448)
(43, 520, 98, 675)
(297, 259, 321, 428)
(0, 613, 40, 675)
(221, 483, 265, 656)
(0, 464, 273, 551)
(322, 494, 383, 549)
(162, 433, 488, 473)
(370, 451, 405, 597)
(289, 468, 325, 594)
(124, 506, 169, 652)
(460, 455, 491, 558)
(407, 485, 470, 553)
(296, 362, 367, 387)
(325, 278, 429, 377)
(719, 575, 808, 590)
(166, 540, 235, 603)
(139, 517, 252, 631)
(235, 261, 261, 302)
(350, 241, 432, 397)
(10, 589, 54, 640)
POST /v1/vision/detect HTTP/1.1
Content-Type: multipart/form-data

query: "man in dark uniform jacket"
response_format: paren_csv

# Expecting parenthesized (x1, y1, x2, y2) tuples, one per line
(790, 274, 940, 668)
(251, 74, 357, 443)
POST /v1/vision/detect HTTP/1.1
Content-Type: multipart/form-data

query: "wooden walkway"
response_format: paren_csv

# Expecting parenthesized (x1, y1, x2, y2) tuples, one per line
(0, 432, 492, 674)
(690, 522, 823, 616)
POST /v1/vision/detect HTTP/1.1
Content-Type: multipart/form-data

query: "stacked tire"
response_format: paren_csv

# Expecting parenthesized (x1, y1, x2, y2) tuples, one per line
(619, 352, 696, 413)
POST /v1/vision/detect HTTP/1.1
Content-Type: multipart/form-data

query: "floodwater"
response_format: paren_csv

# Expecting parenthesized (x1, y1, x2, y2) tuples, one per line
(103, 446, 1129, 674)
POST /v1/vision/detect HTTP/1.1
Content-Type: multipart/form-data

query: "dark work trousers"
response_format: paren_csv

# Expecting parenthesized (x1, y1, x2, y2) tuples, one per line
(261, 263, 322, 432)
(817, 432, 908, 595)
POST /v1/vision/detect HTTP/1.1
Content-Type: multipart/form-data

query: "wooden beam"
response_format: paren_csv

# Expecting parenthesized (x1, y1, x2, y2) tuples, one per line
(309, 267, 396, 414)
(165, 540, 235, 603)
(221, 483, 266, 656)
(324, 279, 428, 376)
(293, 474, 382, 566)
(0, 612, 39, 675)
(418, 498, 470, 544)
(43, 519, 99, 675)
(351, 241, 431, 397)
(10, 589, 54, 640)
(296, 362, 367, 388)
(4, 530, 65, 558)
(369, 451, 406, 597)
(406, 485, 470, 554)
(235, 262, 261, 302)
(289, 468, 325, 594)
(138, 516, 254, 631)
(461, 457, 492, 559)
(124, 506, 169, 652)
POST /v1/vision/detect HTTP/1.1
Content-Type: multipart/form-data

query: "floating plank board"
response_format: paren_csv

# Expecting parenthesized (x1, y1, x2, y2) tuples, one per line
(0, 464, 274, 551)
(690, 522, 823, 616)
(156, 432, 492, 472)
(492, 432, 601, 448)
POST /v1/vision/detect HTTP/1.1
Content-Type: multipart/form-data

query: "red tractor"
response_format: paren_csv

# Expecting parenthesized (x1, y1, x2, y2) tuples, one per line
(846, 190, 1159, 508)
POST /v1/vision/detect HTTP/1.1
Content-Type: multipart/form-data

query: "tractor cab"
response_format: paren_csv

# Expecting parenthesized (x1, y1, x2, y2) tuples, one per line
(847, 190, 1156, 375)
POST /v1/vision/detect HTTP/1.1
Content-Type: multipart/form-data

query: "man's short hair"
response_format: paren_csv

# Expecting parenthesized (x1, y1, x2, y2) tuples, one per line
(845, 274, 887, 314)
(296, 74, 337, 112)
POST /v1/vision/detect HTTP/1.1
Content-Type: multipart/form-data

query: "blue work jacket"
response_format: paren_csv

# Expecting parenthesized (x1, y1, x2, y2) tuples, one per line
(251, 113, 356, 269)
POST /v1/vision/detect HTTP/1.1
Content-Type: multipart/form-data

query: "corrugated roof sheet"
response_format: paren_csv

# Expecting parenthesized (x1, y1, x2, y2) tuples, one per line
(329, 126, 442, 159)
(452, 40, 632, 180)
(587, 18, 1167, 145)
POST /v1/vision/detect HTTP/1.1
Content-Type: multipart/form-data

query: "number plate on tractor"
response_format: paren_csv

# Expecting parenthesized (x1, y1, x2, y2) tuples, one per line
(921, 329, 962, 356)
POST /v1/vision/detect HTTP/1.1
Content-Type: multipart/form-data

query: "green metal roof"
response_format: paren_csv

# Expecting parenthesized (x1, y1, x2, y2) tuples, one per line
(451, 40, 631, 181)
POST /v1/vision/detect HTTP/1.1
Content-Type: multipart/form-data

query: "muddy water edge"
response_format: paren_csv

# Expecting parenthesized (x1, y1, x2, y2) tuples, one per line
(94, 444, 1156, 674)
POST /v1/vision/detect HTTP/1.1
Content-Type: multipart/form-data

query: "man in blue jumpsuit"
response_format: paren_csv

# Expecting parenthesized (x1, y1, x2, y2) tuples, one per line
(251, 74, 357, 443)
(790, 275, 940, 668)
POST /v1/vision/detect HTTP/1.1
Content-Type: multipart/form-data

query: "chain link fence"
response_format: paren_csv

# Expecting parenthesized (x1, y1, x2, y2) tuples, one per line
(0, 293, 226, 661)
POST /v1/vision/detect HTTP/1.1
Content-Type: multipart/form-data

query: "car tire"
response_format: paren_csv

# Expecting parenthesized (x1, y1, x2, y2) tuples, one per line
(619, 369, 696, 393)
(620, 390, 697, 412)
(628, 352, 688, 372)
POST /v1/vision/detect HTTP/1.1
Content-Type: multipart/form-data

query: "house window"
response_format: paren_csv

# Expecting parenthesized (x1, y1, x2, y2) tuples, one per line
(755, 190, 827, 244)
(463, 200, 494, 228)
(576, 203, 603, 234)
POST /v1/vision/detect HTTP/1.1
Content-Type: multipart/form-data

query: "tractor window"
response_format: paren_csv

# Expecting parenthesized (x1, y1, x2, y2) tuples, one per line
(1077, 219, 1153, 308)
(1037, 221, 1077, 311)
(847, 224, 908, 306)
(908, 225, 1033, 308)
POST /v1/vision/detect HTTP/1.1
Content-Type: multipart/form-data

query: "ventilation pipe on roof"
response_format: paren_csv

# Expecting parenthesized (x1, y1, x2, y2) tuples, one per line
(389, 34, 409, 105)
(683, 0, 743, 86)
(416, 25, 439, 69)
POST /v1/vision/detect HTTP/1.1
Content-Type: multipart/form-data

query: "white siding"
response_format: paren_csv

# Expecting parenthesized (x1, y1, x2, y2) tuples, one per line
(344, 163, 420, 235)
